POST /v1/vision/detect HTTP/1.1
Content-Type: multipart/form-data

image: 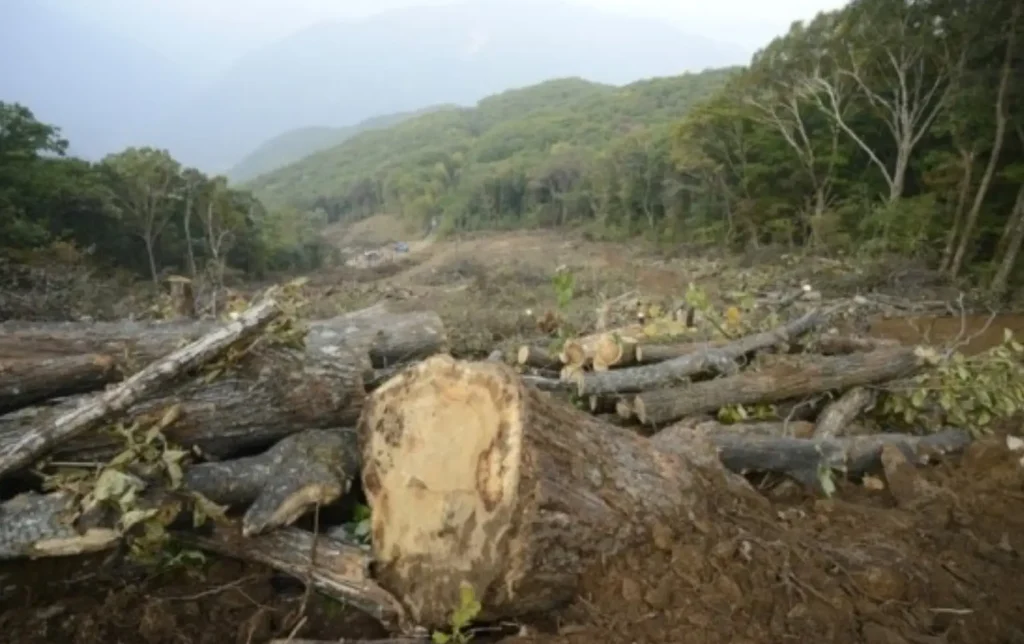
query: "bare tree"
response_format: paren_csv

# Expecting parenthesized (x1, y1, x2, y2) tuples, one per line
(803, 2, 955, 204)
(947, 1, 1019, 278)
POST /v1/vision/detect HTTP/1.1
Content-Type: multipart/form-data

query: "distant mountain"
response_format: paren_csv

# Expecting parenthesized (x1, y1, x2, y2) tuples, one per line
(156, 0, 746, 172)
(0, 0, 197, 159)
(226, 106, 453, 183)
(247, 69, 739, 215)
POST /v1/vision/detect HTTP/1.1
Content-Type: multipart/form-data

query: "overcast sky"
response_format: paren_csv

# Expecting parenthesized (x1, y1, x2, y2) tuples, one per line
(66, 0, 851, 75)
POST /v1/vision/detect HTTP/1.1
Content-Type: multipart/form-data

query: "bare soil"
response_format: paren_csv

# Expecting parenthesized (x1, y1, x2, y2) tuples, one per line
(3, 223, 1023, 644)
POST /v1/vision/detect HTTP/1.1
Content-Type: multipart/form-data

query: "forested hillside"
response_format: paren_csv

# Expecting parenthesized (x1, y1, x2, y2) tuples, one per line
(248, 70, 739, 219)
(252, 0, 1024, 294)
(0, 102, 327, 287)
(226, 106, 454, 183)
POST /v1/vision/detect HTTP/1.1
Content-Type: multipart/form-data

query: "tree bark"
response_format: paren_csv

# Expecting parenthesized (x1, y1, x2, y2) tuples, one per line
(0, 427, 359, 557)
(0, 354, 122, 414)
(655, 423, 972, 492)
(0, 299, 281, 478)
(0, 304, 446, 374)
(358, 354, 757, 629)
(813, 387, 876, 439)
(632, 347, 924, 426)
(516, 345, 562, 370)
(183, 428, 361, 537)
(948, 7, 1018, 278)
(573, 309, 828, 397)
(633, 339, 731, 364)
(0, 344, 367, 467)
(812, 334, 901, 355)
(990, 183, 1024, 296)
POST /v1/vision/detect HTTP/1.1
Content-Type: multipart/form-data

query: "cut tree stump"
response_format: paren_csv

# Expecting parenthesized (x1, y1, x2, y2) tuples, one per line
(358, 354, 755, 628)
(573, 309, 828, 397)
(0, 299, 281, 478)
(0, 354, 122, 414)
(633, 347, 925, 426)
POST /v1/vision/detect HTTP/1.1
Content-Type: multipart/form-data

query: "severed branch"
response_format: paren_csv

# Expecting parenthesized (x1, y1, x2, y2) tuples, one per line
(0, 299, 281, 478)
(573, 309, 829, 397)
(184, 428, 361, 537)
(653, 423, 973, 492)
(181, 525, 420, 636)
(814, 387, 876, 439)
(633, 347, 924, 426)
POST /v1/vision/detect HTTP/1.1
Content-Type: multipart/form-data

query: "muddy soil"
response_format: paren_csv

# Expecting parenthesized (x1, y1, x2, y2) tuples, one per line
(3, 226, 1024, 644)
(510, 428, 1024, 644)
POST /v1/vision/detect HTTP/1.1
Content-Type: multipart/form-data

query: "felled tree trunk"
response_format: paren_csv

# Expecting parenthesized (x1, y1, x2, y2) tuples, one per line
(633, 347, 924, 426)
(0, 344, 368, 467)
(573, 309, 827, 396)
(814, 387, 876, 438)
(0, 300, 281, 478)
(0, 354, 122, 414)
(1, 429, 359, 557)
(654, 423, 972, 492)
(0, 303, 448, 390)
(358, 354, 756, 629)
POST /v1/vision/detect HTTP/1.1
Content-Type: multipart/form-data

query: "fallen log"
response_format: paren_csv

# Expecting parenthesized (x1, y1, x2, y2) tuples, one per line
(0, 300, 281, 478)
(0, 344, 368, 466)
(592, 332, 638, 371)
(814, 387, 876, 439)
(0, 428, 359, 556)
(633, 347, 924, 426)
(516, 345, 561, 370)
(0, 354, 121, 414)
(654, 423, 973, 491)
(814, 334, 902, 355)
(183, 428, 361, 536)
(0, 491, 414, 635)
(560, 324, 643, 367)
(573, 309, 828, 397)
(182, 526, 418, 635)
(358, 354, 758, 629)
(0, 303, 447, 383)
(634, 339, 730, 365)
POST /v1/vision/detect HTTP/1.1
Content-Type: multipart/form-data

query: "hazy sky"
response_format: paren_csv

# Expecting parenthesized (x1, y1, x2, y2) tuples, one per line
(67, 0, 851, 75)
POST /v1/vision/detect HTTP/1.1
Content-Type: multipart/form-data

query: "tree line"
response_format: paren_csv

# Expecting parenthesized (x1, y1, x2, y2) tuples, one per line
(250, 0, 1023, 294)
(0, 101, 330, 285)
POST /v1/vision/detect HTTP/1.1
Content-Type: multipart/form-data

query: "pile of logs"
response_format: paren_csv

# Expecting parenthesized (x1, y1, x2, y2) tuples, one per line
(0, 295, 974, 636)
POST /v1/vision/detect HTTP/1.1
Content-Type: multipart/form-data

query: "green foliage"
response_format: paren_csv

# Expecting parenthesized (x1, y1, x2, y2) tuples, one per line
(431, 582, 483, 644)
(551, 267, 576, 309)
(879, 330, 1024, 435)
(0, 101, 328, 284)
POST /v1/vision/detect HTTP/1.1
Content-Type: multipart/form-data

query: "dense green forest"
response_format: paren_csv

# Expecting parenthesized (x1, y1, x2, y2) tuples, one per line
(3, 0, 1022, 295)
(226, 105, 454, 183)
(250, 0, 1024, 294)
(0, 101, 329, 284)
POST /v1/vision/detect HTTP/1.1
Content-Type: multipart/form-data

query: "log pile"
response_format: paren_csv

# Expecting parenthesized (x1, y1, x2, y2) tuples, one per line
(0, 289, 978, 637)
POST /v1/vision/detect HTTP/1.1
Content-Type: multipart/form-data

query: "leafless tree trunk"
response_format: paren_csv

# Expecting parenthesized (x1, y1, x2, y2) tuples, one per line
(948, 5, 1019, 278)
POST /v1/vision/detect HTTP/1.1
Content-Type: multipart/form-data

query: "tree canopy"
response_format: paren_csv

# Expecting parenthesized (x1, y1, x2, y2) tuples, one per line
(249, 0, 1023, 294)
(0, 101, 328, 283)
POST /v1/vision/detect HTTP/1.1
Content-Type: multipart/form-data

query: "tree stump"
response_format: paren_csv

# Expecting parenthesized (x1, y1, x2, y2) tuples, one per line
(358, 354, 751, 628)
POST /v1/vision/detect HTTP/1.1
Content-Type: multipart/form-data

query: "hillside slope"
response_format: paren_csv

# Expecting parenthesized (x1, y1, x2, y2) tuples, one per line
(153, 0, 745, 171)
(226, 106, 454, 183)
(247, 69, 738, 225)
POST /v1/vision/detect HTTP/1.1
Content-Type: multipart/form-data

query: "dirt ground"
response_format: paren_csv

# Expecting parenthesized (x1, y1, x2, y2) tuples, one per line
(3, 220, 1024, 644)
